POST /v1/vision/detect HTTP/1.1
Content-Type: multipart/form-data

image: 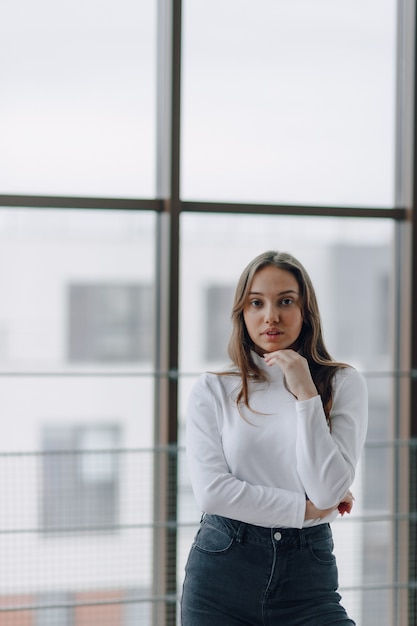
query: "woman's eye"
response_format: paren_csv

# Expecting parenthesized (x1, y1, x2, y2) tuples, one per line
(280, 298, 294, 306)
(250, 299, 262, 307)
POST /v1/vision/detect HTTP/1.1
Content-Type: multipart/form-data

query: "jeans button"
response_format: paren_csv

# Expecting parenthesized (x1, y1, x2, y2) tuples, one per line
(274, 531, 282, 541)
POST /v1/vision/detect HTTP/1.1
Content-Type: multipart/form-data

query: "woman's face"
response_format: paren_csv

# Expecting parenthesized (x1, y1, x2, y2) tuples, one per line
(243, 265, 304, 355)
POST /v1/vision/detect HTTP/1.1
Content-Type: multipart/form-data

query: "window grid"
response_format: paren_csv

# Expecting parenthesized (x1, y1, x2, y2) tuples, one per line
(0, 0, 416, 625)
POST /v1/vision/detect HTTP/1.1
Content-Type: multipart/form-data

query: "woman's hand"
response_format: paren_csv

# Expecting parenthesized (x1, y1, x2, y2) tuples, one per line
(304, 490, 355, 520)
(337, 490, 354, 516)
(305, 499, 338, 520)
(263, 349, 318, 401)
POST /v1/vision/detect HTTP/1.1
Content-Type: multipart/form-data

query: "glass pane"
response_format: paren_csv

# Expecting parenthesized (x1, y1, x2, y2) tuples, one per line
(0, 1, 156, 198)
(0, 208, 155, 371)
(0, 378, 154, 620)
(178, 213, 395, 626)
(0, 208, 155, 624)
(182, 0, 396, 206)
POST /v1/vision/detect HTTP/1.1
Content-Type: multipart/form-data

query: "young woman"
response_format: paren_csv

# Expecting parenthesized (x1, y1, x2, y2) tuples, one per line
(181, 251, 368, 626)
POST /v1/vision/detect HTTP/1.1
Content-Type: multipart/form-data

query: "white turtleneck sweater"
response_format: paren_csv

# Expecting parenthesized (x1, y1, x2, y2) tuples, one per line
(186, 352, 368, 529)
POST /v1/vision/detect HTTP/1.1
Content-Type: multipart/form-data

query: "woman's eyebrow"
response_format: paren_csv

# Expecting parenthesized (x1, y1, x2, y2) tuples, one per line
(248, 289, 299, 296)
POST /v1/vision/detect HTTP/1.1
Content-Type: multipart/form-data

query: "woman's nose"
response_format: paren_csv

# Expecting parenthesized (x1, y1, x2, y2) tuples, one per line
(264, 305, 279, 323)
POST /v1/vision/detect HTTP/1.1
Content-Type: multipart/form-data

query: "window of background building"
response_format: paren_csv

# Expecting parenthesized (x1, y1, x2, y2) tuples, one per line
(204, 285, 234, 362)
(42, 424, 120, 533)
(35, 592, 72, 626)
(328, 246, 391, 360)
(68, 283, 154, 363)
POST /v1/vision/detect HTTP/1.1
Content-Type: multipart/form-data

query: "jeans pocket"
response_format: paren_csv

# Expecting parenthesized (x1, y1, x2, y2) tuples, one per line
(193, 522, 235, 555)
(308, 537, 336, 565)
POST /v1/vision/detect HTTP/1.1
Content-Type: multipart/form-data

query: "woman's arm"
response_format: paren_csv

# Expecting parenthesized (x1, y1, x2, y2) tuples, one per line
(305, 490, 354, 520)
(263, 350, 368, 510)
(295, 368, 368, 509)
(186, 376, 307, 528)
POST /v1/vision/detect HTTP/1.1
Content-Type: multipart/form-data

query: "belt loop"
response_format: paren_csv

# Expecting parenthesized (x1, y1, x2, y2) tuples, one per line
(235, 521, 247, 544)
(298, 528, 307, 549)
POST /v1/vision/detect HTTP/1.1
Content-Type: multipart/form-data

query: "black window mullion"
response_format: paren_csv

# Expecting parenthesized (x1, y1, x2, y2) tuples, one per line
(153, 1, 182, 625)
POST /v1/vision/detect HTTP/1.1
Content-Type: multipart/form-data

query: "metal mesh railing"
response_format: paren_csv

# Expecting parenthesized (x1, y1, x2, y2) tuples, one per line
(0, 441, 415, 626)
(0, 447, 158, 626)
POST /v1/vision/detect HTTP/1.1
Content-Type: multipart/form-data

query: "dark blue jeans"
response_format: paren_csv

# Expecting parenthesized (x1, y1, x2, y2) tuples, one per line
(181, 514, 356, 625)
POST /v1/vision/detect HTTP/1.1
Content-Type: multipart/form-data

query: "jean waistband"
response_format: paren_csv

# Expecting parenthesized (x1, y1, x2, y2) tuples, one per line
(202, 514, 332, 548)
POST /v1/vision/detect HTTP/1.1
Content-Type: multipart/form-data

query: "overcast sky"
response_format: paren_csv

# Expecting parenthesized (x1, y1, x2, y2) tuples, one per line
(0, 0, 397, 207)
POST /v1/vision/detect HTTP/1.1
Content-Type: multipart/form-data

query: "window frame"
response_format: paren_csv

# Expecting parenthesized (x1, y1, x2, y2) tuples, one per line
(0, 0, 415, 624)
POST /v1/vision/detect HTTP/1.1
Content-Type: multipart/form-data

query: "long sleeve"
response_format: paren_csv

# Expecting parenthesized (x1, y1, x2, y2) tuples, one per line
(295, 368, 368, 509)
(186, 376, 307, 528)
(185, 361, 368, 529)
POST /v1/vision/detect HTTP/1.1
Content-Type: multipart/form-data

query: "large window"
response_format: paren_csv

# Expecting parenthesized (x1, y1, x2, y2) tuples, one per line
(0, 0, 415, 625)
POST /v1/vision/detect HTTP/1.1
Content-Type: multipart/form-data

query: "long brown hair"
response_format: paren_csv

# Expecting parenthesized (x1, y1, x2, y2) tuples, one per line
(225, 250, 348, 424)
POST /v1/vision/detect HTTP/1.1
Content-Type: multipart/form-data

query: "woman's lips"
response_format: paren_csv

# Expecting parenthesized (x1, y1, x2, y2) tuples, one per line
(263, 330, 283, 341)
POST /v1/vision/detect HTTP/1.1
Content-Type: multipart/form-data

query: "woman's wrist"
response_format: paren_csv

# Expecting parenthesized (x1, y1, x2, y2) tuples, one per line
(296, 387, 318, 402)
